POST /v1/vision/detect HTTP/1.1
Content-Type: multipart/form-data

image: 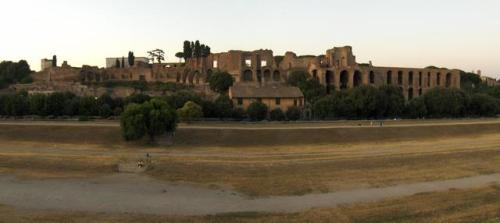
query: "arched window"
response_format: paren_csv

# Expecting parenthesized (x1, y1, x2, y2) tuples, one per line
(353, 70, 362, 87)
(446, 73, 452, 87)
(398, 71, 403, 85)
(340, 70, 349, 89)
(387, 71, 393, 84)
(326, 70, 334, 94)
(369, 71, 375, 84)
(243, 70, 253, 82)
(273, 71, 281, 81)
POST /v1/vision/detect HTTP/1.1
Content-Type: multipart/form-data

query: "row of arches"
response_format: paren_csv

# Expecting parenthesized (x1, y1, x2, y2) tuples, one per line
(387, 71, 453, 88)
(324, 70, 363, 93)
(242, 69, 281, 82)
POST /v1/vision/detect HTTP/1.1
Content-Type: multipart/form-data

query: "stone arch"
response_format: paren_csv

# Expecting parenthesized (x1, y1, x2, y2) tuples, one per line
(326, 70, 334, 94)
(436, 73, 441, 86)
(242, 70, 253, 82)
(340, 70, 349, 89)
(353, 70, 362, 87)
(427, 72, 431, 87)
(397, 71, 403, 85)
(195, 72, 200, 85)
(418, 72, 423, 86)
(419, 88, 423, 96)
(387, 71, 393, 84)
(189, 71, 198, 84)
(312, 70, 318, 80)
(263, 69, 271, 81)
(257, 70, 262, 83)
(446, 73, 452, 87)
(273, 70, 281, 81)
(409, 71, 414, 86)
(206, 69, 213, 83)
(408, 88, 414, 100)
(182, 70, 189, 83)
(369, 71, 375, 84)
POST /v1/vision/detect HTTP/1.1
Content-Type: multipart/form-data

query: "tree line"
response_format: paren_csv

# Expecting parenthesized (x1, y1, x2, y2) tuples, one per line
(0, 60, 33, 89)
(287, 70, 500, 120)
(178, 40, 211, 62)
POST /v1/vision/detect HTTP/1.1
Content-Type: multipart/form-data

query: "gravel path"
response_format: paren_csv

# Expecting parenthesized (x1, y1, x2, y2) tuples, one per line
(0, 173, 498, 215)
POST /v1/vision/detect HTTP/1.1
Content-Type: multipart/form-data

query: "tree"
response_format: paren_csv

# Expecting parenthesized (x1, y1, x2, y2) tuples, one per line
(177, 101, 203, 123)
(128, 51, 135, 67)
(194, 40, 201, 58)
(299, 79, 327, 104)
(349, 86, 379, 119)
(175, 52, 184, 63)
(424, 88, 468, 118)
(115, 59, 120, 68)
(183, 41, 192, 61)
(270, 108, 285, 121)
(147, 49, 165, 64)
(120, 99, 178, 142)
(376, 85, 405, 118)
(214, 95, 233, 119)
(202, 45, 211, 57)
(45, 92, 67, 116)
(247, 101, 268, 121)
(286, 107, 302, 121)
(121, 57, 125, 68)
(404, 97, 427, 119)
(287, 70, 308, 87)
(313, 95, 336, 120)
(164, 90, 202, 109)
(52, 55, 57, 67)
(208, 71, 234, 94)
(468, 93, 499, 117)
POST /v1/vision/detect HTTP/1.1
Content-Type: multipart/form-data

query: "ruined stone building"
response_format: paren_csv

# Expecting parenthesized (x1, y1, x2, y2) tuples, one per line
(29, 46, 461, 100)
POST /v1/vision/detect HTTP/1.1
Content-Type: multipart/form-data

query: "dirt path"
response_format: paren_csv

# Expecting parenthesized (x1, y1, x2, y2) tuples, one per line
(0, 173, 498, 216)
(1, 119, 500, 130)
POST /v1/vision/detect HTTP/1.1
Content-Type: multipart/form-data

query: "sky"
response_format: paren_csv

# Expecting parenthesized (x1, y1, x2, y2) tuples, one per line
(1, 0, 499, 77)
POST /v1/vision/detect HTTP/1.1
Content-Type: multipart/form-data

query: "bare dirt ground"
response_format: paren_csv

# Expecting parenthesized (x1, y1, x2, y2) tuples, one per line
(0, 119, 498, 222)
(0, 173, 498, 216)
(1, 185, 499, 223)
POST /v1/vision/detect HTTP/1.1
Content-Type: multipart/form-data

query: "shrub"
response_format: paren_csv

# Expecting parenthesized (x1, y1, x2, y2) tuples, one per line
(270, 108, 286, 121)
(286, 106, 302, 121)
(177, 101, 203, 122)
(468, 93, 500, 117)
(99, 104, 113, 118)
(232, 107, 247, 121)
(214, 95, 233, 119)
(247, 101, 268, 121)
(120, 99, 178, 142)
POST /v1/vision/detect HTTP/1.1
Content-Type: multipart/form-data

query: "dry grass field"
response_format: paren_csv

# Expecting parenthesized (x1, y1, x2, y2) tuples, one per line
(0, 120, 498, 222)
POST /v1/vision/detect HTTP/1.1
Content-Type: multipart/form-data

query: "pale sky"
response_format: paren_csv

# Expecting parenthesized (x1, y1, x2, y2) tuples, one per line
(1, 0, 499, 77)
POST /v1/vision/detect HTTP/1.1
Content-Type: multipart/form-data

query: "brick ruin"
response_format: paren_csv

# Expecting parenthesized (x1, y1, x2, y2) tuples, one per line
(28, 46, 461, 99)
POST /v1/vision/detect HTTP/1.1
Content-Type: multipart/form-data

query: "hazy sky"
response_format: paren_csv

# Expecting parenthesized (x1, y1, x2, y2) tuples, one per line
(1, 0, 499, 77)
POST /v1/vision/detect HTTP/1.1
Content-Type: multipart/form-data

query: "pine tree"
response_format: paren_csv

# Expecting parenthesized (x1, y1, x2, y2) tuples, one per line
(128, 51, 135, 67)
(52, 55, 57, 67)
(183, 41, 192, 61)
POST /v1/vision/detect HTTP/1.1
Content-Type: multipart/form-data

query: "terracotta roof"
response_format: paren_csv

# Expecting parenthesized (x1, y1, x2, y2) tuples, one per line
(230, 84, 304, 98)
